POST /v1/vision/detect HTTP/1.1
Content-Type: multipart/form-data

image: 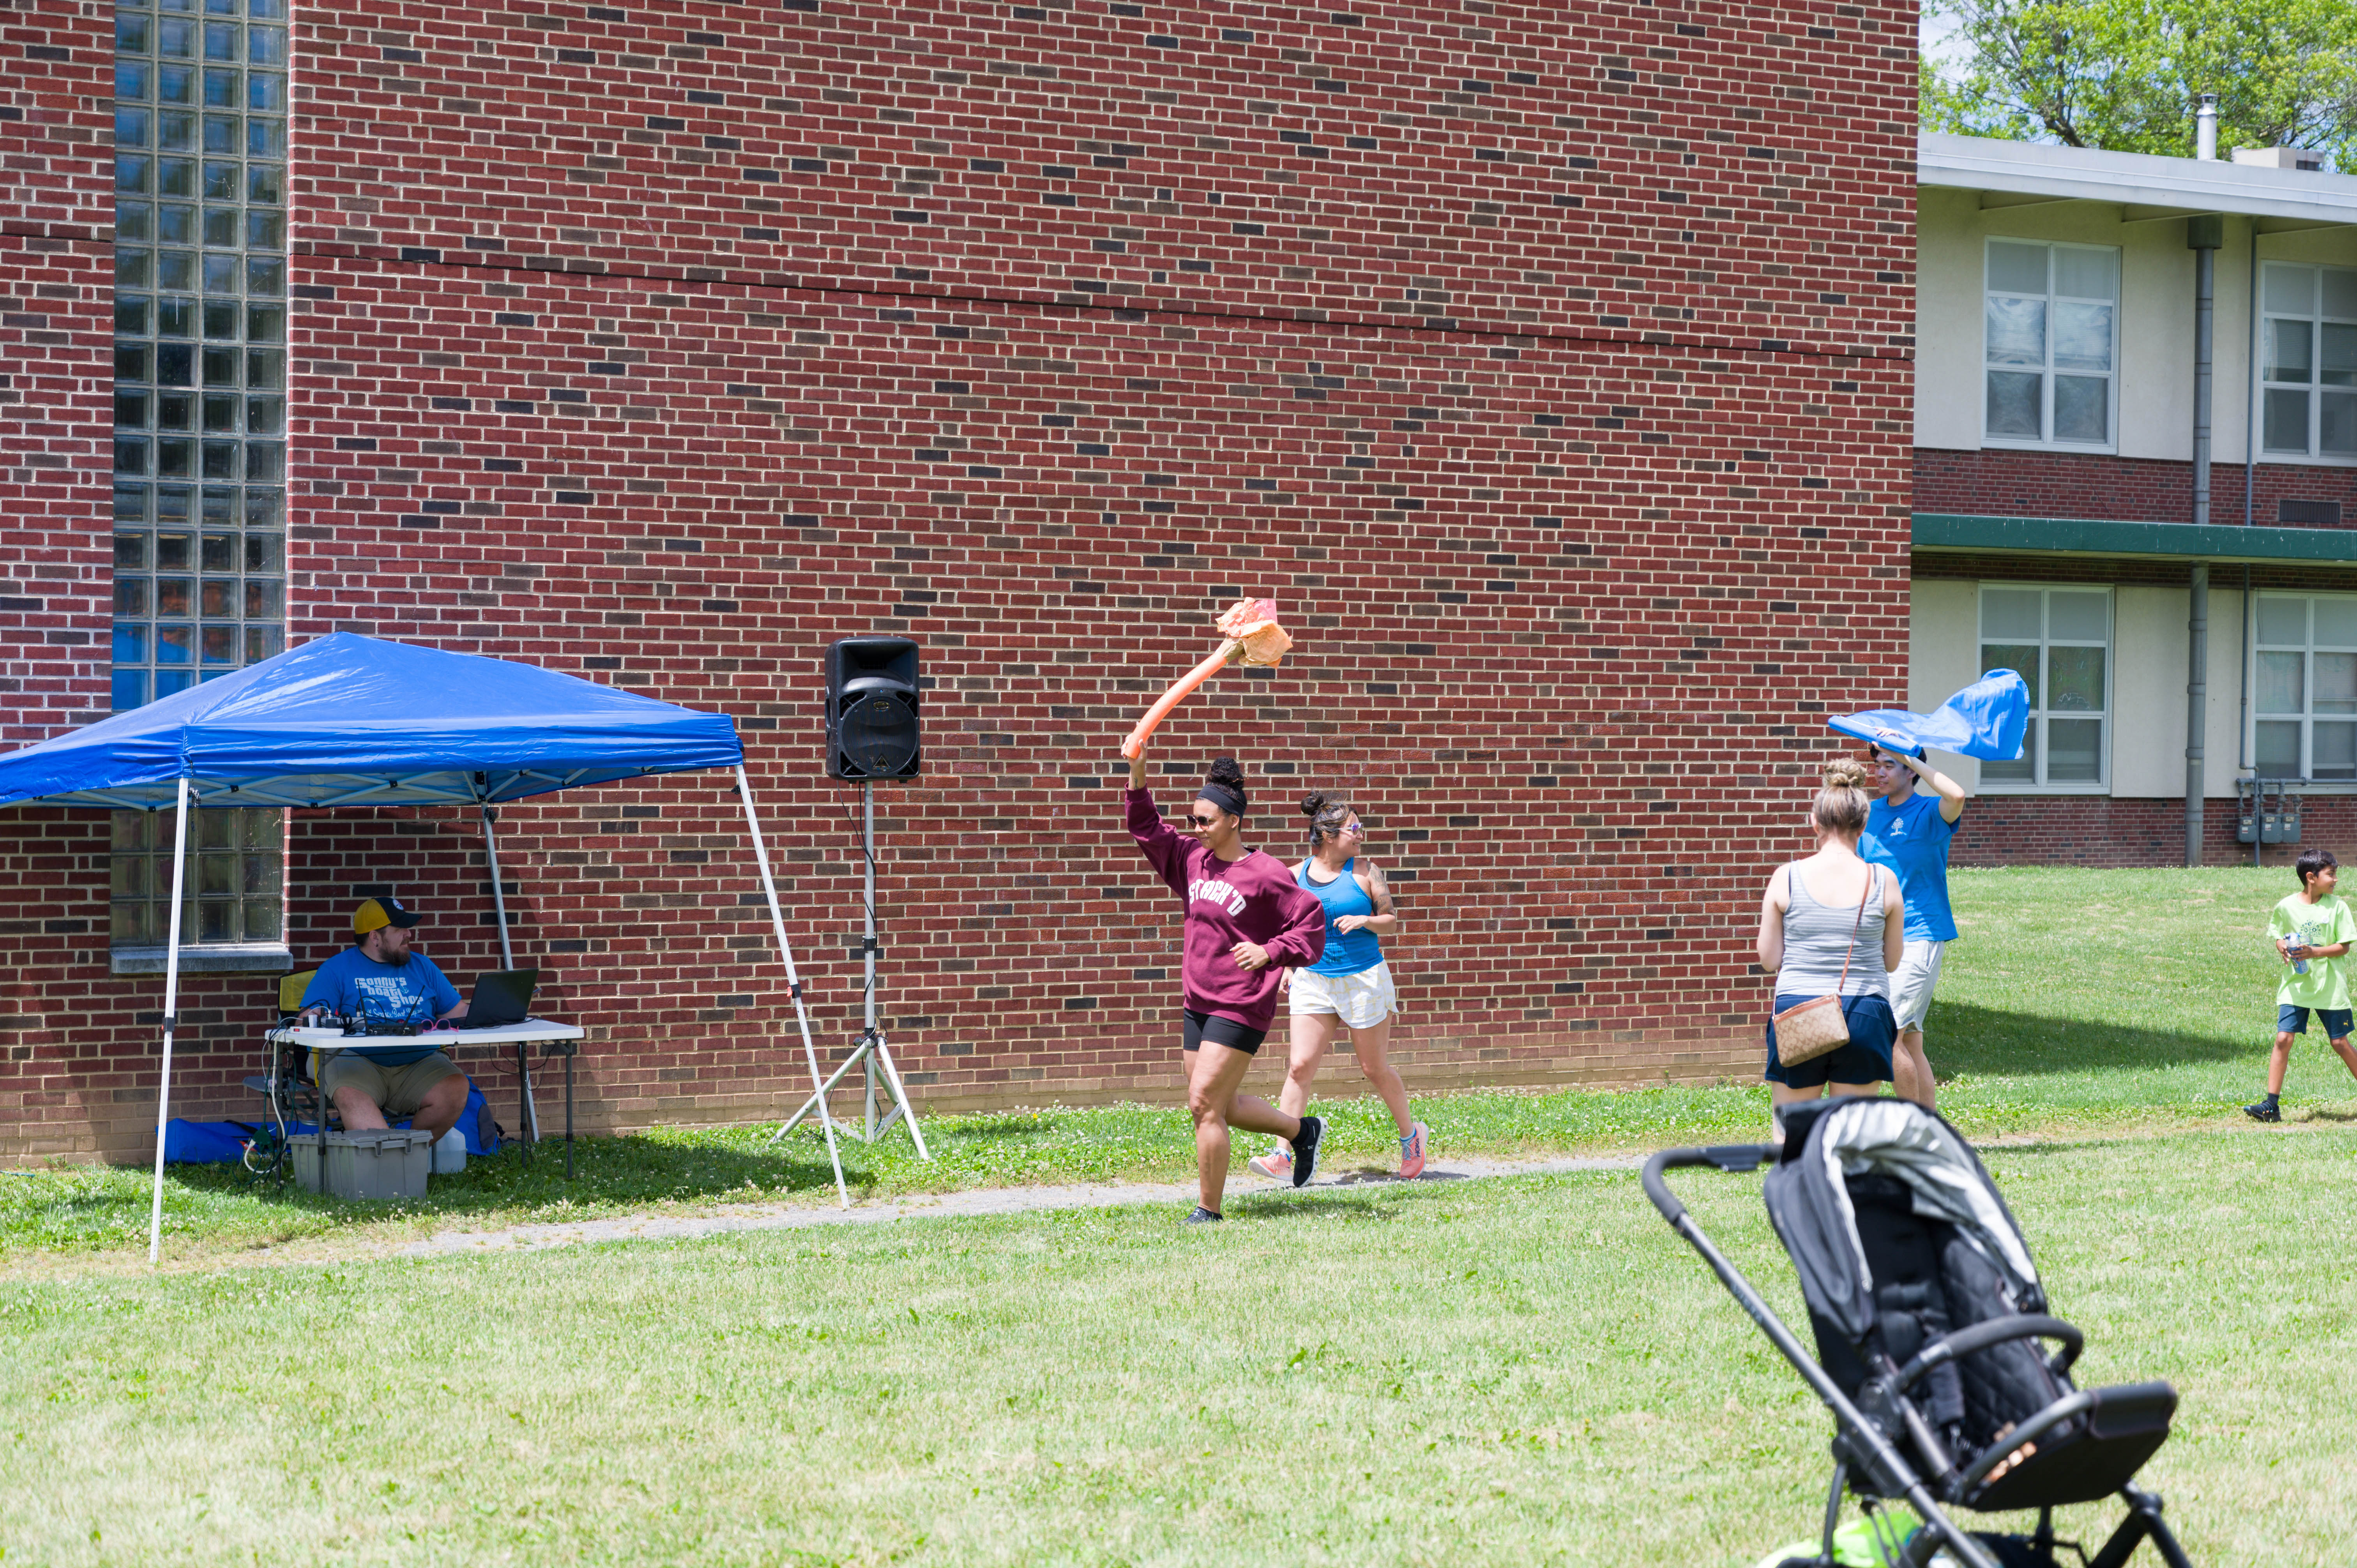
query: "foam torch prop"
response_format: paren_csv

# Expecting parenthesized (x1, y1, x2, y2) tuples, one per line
(1121, 599, 1294, 760)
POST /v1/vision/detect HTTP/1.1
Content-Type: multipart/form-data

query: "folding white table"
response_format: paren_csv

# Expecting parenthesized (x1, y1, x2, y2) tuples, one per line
(266, 1018, 587, 1178)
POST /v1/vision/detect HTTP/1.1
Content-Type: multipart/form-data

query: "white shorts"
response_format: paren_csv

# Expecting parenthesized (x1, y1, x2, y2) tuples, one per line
(1288, 961, 1398, 1031)
(1890, 940, 1945, 1032)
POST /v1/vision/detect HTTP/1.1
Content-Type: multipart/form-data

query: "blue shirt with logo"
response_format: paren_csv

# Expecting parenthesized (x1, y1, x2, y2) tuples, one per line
(1862, 791, 1959, 944)
(300, 946, 463, 1064)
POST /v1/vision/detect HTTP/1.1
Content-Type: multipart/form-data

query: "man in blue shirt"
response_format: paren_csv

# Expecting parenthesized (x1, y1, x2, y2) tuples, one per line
(298, 896, 472, 1138)
(1862, 746, 1967, 1111)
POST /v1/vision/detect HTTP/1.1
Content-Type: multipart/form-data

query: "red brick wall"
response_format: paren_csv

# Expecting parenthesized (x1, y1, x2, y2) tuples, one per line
(2, 0, 1921, 1159)
(1915, 447, 2357, 530)
(1954, 793, 2357, 870)
(0, 1, 136, 1156)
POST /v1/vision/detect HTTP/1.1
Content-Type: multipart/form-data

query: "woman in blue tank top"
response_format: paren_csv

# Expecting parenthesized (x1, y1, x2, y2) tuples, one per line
(1249, 791, 1432, 1181)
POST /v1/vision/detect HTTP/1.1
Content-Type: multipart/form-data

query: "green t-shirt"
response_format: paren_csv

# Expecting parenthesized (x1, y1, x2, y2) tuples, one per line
(2269, 892, 2357, 1011)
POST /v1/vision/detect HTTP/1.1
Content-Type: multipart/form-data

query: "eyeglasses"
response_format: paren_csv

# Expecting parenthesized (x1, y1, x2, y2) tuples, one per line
(1186, 813, 1220, 828)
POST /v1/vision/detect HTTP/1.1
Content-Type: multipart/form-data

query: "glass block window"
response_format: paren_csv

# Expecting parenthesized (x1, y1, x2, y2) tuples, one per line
(110, 807, 284, 948)
(1979, 585, 2111, 788)
(1983, 239, 2119, 450)
(2255, 595, 2357, 781)
(2258, 264, 2357, 461)
(111, 0, 288, 715)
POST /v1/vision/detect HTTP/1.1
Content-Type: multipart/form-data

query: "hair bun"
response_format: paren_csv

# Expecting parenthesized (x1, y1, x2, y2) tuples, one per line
(1300, 789, 1330, 819)
(1823, 756, 1869, 791)
(1207, 754, 1246, 788)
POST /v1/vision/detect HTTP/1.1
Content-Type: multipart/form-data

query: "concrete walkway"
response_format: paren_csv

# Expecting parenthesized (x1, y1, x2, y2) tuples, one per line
(396, 1151, 1648, 1259)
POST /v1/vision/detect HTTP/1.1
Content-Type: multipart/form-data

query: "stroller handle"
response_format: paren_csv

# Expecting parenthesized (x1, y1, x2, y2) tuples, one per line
(1642, 1144, 1773, 1223)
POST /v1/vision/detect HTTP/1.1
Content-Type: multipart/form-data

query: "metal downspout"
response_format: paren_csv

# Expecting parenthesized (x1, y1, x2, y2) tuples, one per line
(2188, 211, 2222, 867)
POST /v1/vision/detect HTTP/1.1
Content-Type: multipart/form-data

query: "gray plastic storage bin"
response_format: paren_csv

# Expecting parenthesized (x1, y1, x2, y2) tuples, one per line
(288, 1128, 434, 1200)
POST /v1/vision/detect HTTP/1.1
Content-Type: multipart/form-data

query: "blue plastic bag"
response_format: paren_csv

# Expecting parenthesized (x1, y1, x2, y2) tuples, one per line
(1829, 669, 2029, 761)
(162, 1082, 501, 1163)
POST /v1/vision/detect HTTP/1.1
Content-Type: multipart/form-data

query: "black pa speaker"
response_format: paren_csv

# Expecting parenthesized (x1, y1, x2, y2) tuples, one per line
(825, 636, 921, 780)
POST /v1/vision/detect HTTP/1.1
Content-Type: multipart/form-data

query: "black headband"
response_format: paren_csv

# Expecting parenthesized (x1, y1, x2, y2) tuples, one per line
(1199, 781, 1246, 817)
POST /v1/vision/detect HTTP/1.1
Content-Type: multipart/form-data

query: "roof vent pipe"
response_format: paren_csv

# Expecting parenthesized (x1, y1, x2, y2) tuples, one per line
(2196, 94, 2219, 160)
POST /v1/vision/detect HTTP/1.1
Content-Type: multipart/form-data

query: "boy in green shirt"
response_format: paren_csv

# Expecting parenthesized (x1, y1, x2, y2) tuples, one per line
(2246, 848, 2357, 1122)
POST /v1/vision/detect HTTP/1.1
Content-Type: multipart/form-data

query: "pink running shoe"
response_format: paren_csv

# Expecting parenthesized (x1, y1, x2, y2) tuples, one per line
(1248, 1146, 1293, 1181)
(1398, 1122, 1430, 1179)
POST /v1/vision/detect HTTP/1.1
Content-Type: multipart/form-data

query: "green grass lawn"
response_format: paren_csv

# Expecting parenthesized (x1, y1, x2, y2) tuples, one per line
(4, 1128, 2350, 1565)
(5, 865, 2346, 1265)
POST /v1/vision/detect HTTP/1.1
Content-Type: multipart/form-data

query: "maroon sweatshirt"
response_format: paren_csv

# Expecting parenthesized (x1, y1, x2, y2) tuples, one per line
(1127, 787, 1326, 1030)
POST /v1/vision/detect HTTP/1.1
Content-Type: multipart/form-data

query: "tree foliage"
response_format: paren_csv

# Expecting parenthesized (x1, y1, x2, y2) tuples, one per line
(1922, 0, 2357, 171)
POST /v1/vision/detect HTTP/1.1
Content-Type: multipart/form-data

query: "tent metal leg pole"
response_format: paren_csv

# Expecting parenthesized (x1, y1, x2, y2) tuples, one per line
(736, 765, 849, 1208)
(147, 778, 192, 1267)
(482, 804, 540, 1151)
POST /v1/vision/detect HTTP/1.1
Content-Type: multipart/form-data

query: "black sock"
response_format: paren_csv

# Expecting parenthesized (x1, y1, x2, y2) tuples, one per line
(2262, 1091, 2281, 1106)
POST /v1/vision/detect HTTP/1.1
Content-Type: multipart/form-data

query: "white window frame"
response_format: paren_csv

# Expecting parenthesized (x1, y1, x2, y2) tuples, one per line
(2252, 593, 2357, 783)
(1980, 238, 2121, 454)
(1974, 583, 2114, 794)
(2256, 262, 2357, 467)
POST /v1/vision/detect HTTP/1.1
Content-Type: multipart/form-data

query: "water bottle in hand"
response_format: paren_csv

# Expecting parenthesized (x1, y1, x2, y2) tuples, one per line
(2290, 931, 2311, 976)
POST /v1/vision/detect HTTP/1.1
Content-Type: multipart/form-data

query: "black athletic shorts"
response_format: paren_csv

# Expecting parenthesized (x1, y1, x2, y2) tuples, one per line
(1182, 1008, 1268, 1056)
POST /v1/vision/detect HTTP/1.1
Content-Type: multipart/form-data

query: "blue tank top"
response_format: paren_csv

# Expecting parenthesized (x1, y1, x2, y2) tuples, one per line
(1297, 857, 1383, 976)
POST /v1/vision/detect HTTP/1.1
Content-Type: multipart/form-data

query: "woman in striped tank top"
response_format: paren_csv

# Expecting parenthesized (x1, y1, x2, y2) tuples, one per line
(1756, 756, 1905, 1133)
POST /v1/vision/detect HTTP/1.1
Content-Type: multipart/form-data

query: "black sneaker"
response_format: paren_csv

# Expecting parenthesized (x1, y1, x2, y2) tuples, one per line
(1290, 1114, 1324, 1188)
(1184, 1205, 1223, 1224)
(2244, 1099, 2283, 1123)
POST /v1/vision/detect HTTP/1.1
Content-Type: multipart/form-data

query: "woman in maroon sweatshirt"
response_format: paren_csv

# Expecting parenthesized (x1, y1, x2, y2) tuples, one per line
(1127, 750, 1329, 1222)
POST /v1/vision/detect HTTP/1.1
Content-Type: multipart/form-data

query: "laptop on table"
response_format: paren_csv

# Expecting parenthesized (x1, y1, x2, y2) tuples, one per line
(460, 969, 539, 1029)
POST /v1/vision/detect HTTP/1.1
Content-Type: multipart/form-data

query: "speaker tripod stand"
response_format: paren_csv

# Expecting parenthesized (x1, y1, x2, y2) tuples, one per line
(774, 780, 930, 1155)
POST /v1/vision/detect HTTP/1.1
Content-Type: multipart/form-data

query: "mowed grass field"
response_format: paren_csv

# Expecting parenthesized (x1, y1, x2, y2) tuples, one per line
(4, 1132, 2353, 1565)
(4, 867, 2355, 1564)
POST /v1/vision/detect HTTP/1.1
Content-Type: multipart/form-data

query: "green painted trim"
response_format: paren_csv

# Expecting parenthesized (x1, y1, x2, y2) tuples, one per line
(1913, 512, 2357, 563)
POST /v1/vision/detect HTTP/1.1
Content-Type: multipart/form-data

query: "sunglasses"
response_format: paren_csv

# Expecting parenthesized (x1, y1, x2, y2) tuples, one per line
(1339, 821, 1366, 836)
(1186, 812, 1221, 828)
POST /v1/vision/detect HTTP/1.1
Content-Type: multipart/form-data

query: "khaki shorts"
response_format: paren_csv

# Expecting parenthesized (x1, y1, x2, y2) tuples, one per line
(1889, 941, 1945, 1033)
(319, 1050, 462, 1118)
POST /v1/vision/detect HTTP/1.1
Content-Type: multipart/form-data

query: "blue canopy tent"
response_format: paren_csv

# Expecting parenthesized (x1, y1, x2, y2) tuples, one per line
(0, 634, 891, 1259)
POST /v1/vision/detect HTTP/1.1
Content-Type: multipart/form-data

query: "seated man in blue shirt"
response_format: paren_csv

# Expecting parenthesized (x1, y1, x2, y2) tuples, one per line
(298, 896, 472, 1139)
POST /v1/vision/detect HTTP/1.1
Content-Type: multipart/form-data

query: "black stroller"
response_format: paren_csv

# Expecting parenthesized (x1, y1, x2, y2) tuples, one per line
(1643, 1097, 2192, 1568)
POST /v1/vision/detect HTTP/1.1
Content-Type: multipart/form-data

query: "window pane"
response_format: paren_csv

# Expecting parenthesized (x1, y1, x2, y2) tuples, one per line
(2323, 323, 2357, 388)
(1987, 240, 2049, 295)
(2053, 246, 2117, 302)
(2053, 302, 2113, 371)
(2316, 652, 2357, 713)
(2048, 645, 2105, 712)
(1986, 372, 2042, 438)
(1985, 297, 2046, 366)
(2322, 393, 2357, 458)
(1983, 725, 2035, 781)
(2046, 719, 2102, 782)
(2265, 388, 2311, 453)
(2267, 318, 2314, 383)
(1982, 643, 2040, 708)
(2316, 723, 2357, 780)
(2259, 650, 2306, 714)
(1981, 590, 2044, 640)
(2265, 263, 2316, 316)
(2047, 591, 2108, 641)
(2324, 268, 2357, 320)
(2258, 596, 2309, 646)
(2257, 721, 2302, 776)
(2313, 598, 2357, 647)
(2053, 375, 2108, 442)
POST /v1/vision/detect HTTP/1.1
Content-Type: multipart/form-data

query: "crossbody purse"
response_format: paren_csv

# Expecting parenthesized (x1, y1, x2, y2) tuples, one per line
(1771, 865, 1875, 1068)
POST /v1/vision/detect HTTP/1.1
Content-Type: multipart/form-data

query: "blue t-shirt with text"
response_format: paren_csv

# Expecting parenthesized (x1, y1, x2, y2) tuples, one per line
(301, 947, 462, 1063)
(1862, 791, 1959, 944)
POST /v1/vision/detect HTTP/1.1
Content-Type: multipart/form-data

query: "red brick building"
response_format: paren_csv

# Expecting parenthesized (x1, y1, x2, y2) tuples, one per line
(2, 1, 1917, 1160)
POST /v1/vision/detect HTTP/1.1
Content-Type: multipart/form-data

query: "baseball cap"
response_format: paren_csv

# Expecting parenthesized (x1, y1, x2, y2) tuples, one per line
(352, 896, 423, 935)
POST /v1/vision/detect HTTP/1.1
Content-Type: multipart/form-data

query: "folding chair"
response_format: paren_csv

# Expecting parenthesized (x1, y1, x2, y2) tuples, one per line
(242, 969, 325, 1182)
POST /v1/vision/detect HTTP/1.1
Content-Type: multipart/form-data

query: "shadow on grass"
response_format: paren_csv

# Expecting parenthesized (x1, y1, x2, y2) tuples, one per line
(1933, 1001, 2251, 1076)
(167, 1130, 860, 1219)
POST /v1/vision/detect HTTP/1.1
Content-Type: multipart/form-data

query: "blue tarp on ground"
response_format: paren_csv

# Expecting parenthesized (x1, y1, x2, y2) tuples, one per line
(0, 632, 744, 811)
(1828, 669, 2032, 762)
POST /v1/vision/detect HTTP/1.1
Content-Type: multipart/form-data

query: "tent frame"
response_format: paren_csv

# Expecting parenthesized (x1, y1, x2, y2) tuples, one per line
(139, 760, 873, 1264)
